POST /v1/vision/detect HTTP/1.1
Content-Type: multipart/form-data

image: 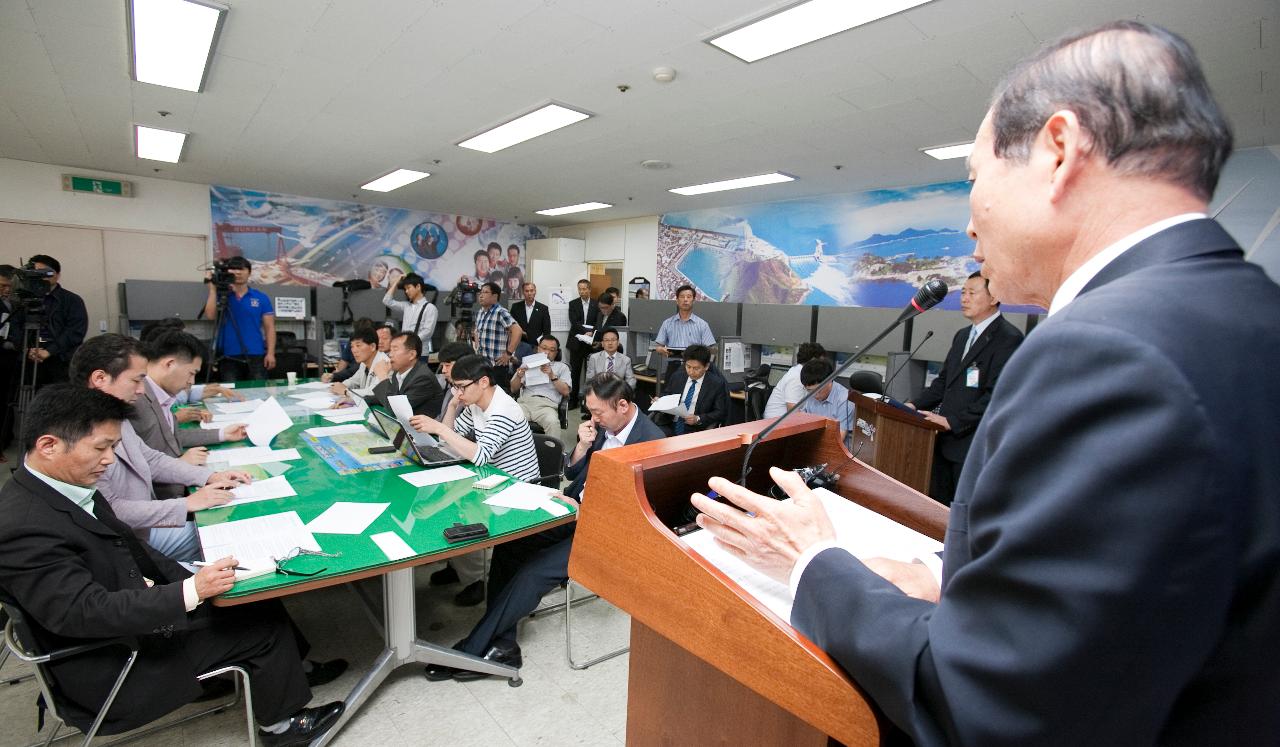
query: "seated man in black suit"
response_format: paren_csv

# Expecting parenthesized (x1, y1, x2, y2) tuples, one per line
(0, 384, 342, 747)
(652, 344, 729, 435)
(907, 271, 1023, 504)
(361, 331, 443, 416)
(425, 373, 664, 681)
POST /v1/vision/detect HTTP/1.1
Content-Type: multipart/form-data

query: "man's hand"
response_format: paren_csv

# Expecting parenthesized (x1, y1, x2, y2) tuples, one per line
(329, 382, 348, 396)
(320, 372, 334, 383)
(186, 481, 237, 511)
(682, 414, 700, 426)
(371, 359, 391, 380)
(263, 353, 276, 372)
(174, 407, 209, 424)
(496, 352, 512, 367)
(690, 467, 837, 583)
(921, 411, 951, 430)
(409, 414, 441, 435)
(206, 384, 243, 401)
(221, 423, 248, 442)
(905, 402, 917, 411)
(387, 268, 404, 286)
(539, 363, 553, 376)
(578, 420, 597, 445)
(180, 447, 208, 465)
(208, 470, 251, 486)
(551, 491, 579, 508)
(655, 344, 669, 356)
(28, 347, 50, 362)
(193, 556, 238, 599)
(861, 557, 941, 603)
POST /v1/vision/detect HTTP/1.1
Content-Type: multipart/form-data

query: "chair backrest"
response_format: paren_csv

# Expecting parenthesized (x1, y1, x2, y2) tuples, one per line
(745, 384, 771, 421)
(849, 370, 884, 395)
(268, 350, 306, 376)
(532, 433, 566, 490)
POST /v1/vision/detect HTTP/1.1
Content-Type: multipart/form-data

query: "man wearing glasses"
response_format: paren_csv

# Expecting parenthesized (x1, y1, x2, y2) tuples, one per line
(470, 282, 522, 391)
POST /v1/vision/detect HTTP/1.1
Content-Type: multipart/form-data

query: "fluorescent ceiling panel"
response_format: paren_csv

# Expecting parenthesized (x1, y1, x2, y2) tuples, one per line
(709, 0, 934, 63)
(458, 104, 591, 153)
(670, 172, 795, 196)
(922, 142, 975, 160)
(128, 0, 227, 92)
(135, 125, 187, 162)
(361, 169, 431, 192)
(536, 202, 613, 216)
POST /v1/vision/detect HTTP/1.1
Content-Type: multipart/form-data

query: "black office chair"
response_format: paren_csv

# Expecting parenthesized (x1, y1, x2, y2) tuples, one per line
(745, 383, 772, 421)
(266, 350, 306, 378)
(849, 370, 885, 396)
(532, 433, 566, 490)
(274, 331, 306, 354)
(1, 600, 256, 746)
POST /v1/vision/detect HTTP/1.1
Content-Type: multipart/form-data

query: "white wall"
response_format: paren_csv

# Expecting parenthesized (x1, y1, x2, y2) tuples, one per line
(549, 216, 658, 311)
(0, 157, 210, 237)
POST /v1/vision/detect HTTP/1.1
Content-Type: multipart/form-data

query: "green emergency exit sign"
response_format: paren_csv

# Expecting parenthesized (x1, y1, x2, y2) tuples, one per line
(62, 174, 133, 197)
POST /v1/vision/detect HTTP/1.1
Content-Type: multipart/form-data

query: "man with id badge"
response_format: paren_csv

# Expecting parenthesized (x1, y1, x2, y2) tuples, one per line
(907, 271, 1022, 504)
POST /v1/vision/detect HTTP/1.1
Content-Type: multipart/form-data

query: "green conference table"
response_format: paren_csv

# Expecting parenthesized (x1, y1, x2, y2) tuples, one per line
(190, 380, 575, 745)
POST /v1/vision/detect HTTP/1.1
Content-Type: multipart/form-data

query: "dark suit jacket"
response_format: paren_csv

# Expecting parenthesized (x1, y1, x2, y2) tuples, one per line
(911, 314, 1023, 462)
(586, 308, 628, 346)
(657, 368, 729, 432)
(567, 296, 594, 354)
(365, 359, 444, 417)
(12, 285, 88, 363)
(510, 301, 552, 344)
(0, 468, 198, 732)
(792, 219, 1280, 745)
(563, 410, 665, 500)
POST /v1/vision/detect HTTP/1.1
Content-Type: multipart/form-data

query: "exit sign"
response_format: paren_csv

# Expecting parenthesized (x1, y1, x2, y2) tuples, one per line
(62, 174, 133, 197)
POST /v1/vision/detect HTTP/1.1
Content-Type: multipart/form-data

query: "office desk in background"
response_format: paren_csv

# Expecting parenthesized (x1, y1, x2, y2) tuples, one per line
(189, 382, 576, 745)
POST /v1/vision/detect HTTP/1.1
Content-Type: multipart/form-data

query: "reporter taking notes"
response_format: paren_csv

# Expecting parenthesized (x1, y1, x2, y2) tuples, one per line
(692, 22, 1280, 745)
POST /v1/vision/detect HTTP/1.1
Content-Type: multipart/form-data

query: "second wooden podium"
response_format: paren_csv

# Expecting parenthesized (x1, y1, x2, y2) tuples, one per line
(568, 414, 949, 745)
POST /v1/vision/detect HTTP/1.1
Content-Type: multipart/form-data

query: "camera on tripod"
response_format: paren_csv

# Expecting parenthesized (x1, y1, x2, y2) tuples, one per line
(13, 262, 55, 312)
(206, 259, 236, 291)
(446, 278, 480, 319)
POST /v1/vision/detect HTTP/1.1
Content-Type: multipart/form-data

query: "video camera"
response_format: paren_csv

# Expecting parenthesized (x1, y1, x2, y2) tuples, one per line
(13, 261, 55, 312)
(446, 278, 480, 319)
(206, 259, 236, 291)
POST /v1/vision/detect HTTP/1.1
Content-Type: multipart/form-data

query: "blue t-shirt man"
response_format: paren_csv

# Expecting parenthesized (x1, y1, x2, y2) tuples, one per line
(220, 287, 273, 355)
(203, 256, 276, 381)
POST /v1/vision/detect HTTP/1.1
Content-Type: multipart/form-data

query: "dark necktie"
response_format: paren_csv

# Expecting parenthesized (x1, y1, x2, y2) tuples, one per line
(674, 380, 697, 435)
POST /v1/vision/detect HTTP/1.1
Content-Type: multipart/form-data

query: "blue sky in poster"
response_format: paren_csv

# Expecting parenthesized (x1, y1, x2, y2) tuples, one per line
(659, 181, 984, 311)
(210, 185, 544, 294)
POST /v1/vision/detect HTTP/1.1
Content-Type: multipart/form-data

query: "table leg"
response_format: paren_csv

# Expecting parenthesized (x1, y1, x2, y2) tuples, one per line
(314, 567, 521, 744)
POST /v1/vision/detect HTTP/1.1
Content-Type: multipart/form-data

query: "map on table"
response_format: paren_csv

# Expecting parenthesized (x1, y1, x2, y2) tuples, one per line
(304, 431, 409, 475)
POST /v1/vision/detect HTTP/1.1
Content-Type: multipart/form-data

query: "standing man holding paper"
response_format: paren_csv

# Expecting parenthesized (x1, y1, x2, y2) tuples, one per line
(566, 279, 594, 409)
(691, 22, 1280, 745)
(653, 344, 728, 436)
(510, 335, 571, 434)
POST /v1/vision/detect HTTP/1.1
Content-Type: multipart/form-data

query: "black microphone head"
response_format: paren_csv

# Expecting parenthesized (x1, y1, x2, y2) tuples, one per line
(912, 278, 949, 312)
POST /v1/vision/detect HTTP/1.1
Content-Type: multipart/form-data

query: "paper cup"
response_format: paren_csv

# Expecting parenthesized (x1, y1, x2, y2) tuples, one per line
(286, 371, 297, 387)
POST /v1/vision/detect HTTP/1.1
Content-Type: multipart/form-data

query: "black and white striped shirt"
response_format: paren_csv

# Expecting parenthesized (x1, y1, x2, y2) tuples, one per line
(453, 388, 540, 481)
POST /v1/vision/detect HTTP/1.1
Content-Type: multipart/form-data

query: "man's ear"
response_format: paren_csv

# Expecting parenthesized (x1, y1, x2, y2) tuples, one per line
(1038, 109, 1088, 203)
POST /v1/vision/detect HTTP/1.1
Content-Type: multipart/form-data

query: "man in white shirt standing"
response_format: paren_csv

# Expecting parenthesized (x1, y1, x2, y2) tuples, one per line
(383, 271, 437, 358)
(510, 335, 571, 434)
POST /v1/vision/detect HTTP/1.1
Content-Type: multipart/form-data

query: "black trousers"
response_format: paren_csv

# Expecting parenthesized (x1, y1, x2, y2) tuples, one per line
(567, 343, 588, 403)
(217, 355, 267, 382)
(929, 450, 963, 506)
(458, 523, 575, 655)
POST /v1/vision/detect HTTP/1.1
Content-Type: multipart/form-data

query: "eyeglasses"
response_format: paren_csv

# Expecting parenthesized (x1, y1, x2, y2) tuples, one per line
(449, 380, 478, 393)
(273, 547, 342, 577)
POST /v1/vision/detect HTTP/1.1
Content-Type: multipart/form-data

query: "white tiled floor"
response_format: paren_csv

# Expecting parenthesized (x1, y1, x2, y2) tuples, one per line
(0, 407, 635, 747)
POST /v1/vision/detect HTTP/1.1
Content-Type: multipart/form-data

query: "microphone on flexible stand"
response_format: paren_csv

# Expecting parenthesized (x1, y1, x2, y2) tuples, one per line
(738, 279, 948, 486)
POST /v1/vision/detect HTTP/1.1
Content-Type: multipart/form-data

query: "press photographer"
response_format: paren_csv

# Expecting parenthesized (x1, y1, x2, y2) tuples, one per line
(202, 256, 276, 381)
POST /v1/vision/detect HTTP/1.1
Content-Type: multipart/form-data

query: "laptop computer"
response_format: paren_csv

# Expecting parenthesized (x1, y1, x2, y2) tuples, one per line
(368, 407, 466, 467)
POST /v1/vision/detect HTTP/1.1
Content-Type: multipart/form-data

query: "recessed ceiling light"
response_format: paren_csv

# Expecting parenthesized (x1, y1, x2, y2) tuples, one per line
(135, 125, 187, 162)
(360, 169, 430, 192)
(921, 142, 975, 160)
(128, 0, 228, 92)
(458, 103, 592, 153)
(708, 0, 934, 63)
(535, 202, 613, 217)
(669, 172, 795, 196)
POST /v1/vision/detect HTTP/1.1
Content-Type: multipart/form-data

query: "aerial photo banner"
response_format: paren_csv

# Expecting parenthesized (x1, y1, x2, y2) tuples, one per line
(658, 180, 994, 312)
(210, 185, 545, 295)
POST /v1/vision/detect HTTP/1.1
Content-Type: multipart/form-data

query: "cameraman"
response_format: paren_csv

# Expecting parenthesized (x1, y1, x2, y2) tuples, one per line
(0, 265, 18, 457)
(22, 254, 89, 389)
(202, 256, 276, 381)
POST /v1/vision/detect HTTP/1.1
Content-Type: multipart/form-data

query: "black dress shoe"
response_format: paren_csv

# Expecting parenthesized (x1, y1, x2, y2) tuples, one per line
(305, 658, 348, 687)
(259, 701, 344, 747)
(424, 662, 460, 681)
(430, 565, 460, 586)
(454, 580, 484, 607)
(452, 644, 522, 682)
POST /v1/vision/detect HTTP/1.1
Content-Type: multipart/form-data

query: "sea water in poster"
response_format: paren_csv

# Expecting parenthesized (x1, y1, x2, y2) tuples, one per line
(658, 181, 982, 311)
(209, 186, 545, 294)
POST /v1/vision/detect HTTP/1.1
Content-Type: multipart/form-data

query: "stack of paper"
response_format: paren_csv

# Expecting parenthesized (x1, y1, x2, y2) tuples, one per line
(483, 482, 571, 517)
(649, 394, 691, 418)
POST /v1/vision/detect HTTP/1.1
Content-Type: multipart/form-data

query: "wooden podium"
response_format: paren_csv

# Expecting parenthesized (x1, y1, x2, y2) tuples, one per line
(848, 391, 943, 494)
(569, 414, 949, 746)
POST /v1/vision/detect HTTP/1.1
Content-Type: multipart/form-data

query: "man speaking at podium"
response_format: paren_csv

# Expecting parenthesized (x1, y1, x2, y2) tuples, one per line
(693, 21, 1280, 746)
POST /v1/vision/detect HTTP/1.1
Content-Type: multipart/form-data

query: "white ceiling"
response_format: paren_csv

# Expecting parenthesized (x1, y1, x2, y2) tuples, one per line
(1, 0, 1276, 226)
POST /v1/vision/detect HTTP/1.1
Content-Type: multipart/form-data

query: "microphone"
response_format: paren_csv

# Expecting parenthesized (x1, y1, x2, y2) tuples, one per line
(879, 330, 933, 398)
(738, 279, 948, 485)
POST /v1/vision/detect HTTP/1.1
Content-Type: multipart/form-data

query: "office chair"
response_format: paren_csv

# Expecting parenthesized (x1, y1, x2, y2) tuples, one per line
(2, 602, 256, 747)
(849, 370, 885, 396)
(532, 433, 566, 490)
(745, 383, 771, 421)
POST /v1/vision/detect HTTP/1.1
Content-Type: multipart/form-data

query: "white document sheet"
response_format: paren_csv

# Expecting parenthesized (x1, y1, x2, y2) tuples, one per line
(198, 511, 319, 571)
(483, 482, 567, 516)
(199, 421, 224, 430)
(219, 448, 302, 467)
(322, 409, 368, 423)
(208, 446, 273, 464)
(211, 399, 261, 414)
(218, 475, 298, 506)
(399, 465, 474, 488)
(292, 381, 331, 390)
(649, 394, 691, 417)
(680, 488, 944, 623)
(298, 397, 342, 411)
(521, 352, 552, 386)
(305, 502, 390, 535)
(370, 531, 416, 561)
(288, 391, 334, 400)
(304, 424, 368, 437)
(575, 333, 594, 346)
(246, 396, 293, 446)
(387, 394, 415, 425)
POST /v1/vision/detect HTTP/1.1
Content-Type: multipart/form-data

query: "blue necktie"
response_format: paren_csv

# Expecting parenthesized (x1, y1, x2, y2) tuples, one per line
(675, 380, 697, 435)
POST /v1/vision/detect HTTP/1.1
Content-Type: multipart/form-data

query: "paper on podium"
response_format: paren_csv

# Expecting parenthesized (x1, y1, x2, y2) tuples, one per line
(198, 511, 319, 572)
(246, 396, 292, 446)
(649, 394, 691, 418)
(680, 487, 943, 623)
